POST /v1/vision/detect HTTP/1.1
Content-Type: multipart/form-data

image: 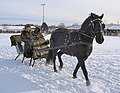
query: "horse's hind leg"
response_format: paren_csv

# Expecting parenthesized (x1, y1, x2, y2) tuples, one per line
(57, 51, 63, 70)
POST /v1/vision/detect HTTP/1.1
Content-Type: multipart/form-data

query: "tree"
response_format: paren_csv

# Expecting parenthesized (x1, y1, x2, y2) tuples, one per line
(2, 26, 9, 32)
(58, 23, 65, 28)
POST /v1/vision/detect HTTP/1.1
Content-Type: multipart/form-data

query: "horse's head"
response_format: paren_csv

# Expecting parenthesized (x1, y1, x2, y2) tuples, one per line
(90, 13, 104, 44)
(81, 13, 105, 44)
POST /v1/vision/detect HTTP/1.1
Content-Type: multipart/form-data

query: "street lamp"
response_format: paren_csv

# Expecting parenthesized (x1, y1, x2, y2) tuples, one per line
(41, 4, 45, 23)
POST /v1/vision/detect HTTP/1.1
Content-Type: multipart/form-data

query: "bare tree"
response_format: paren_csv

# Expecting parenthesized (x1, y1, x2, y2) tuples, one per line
(58, 23, 65, 28)
(2, 26, 9, 32)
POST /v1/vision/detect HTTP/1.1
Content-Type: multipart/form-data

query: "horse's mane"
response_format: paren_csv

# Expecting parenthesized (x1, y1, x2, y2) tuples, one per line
(80, 16, 91, 31)
(80, 13, 99, 31)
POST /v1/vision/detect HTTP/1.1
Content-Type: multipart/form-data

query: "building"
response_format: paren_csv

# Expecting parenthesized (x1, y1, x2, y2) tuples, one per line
(105, 24, 120, 36)
(67, 24, 81, 30)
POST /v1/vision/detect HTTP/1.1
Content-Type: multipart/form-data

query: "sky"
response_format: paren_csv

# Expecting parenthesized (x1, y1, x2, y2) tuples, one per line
(0, 0, 120, 25)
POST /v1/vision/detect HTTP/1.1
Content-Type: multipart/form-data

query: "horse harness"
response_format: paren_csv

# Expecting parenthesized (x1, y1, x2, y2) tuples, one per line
(81, 18, 103, 38)
(64, 30, 92, 47)
(37, 18, 103, 52)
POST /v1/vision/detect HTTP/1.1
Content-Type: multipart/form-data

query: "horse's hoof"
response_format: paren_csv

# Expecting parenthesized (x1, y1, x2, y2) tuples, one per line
(54, 70, 57, 72)
(32, 65, 34, 67)
(73, 76, 77, 79)
(86, 80, 91, 86)
(59, 66, 62, 71)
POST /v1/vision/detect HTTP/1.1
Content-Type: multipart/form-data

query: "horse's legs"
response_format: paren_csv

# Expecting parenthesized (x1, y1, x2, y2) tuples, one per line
(57, 51, 63, 70)
(73, 59, 81, 78)
(80, 60, 90, 86)
(74, 57, 90, 86)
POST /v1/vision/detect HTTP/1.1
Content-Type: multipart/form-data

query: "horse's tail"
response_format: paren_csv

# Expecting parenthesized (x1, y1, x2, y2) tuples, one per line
(46, 31, 55, 65)
(46, 49, 54, 65)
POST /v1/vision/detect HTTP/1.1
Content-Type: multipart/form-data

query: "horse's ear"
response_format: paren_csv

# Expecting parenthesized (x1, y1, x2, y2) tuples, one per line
(100, 14, 104, 19)
(91, 13, 96, 19)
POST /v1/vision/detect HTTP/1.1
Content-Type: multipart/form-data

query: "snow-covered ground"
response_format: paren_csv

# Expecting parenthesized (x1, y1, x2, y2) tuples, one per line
(0, 33, 120, 93)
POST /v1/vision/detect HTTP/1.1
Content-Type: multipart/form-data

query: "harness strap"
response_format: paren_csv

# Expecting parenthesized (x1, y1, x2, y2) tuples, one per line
(79, 31, 93, 39)
(69, 41, 92, 46)
(37, 41, 92, 53)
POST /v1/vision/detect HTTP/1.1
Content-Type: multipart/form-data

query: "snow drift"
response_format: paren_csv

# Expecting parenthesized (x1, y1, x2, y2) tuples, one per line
(0, 33, 120, 93)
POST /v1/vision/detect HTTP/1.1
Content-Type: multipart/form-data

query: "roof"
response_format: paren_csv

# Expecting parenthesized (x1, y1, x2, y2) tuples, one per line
(106, 25, 120, 30)
(67, 25, 81, 29)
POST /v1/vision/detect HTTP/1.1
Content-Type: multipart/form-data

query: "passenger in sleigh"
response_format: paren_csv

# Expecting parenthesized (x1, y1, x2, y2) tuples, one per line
(21, 24, 49, 59)
(32, 26, 49, 47)
(21, 24, 33, 58)
(32, 26, 49, 59)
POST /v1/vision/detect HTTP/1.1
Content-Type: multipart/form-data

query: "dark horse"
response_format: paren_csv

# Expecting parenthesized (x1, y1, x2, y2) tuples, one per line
(46, 13, 105, 86)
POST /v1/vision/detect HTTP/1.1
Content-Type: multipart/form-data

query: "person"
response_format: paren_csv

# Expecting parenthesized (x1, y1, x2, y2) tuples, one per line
(21, 24, 33, 42)
(21, 24, 33, 58)
(32, 27, 43, 39)
(32, 26, 49, 59)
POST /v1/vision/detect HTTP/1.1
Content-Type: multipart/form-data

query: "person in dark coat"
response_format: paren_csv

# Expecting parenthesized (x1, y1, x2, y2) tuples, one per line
(21, 24, 33, 58)
(21, 24, 33, 42)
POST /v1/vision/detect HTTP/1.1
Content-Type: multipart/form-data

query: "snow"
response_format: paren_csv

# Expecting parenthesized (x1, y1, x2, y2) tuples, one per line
(0, 33, 120, 93)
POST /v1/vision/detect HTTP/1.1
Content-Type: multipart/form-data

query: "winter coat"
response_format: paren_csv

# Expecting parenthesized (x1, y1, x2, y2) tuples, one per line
(21, 30, 33, 42)
(32, 31, 49, 59)
(21, 30, 49, 59)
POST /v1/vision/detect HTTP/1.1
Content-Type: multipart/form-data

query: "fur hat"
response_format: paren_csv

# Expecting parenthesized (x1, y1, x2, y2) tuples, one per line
(25, 24, 31, 29)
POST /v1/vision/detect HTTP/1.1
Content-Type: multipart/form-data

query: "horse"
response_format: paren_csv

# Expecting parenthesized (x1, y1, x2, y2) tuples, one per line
(46, 13, 105, 86)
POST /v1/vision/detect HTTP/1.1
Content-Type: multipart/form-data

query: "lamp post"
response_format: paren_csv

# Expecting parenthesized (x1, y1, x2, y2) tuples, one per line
(41, 4, 45, 23)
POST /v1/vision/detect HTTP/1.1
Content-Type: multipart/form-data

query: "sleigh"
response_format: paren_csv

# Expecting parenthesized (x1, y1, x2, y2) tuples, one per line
(10, 34, 49, 67)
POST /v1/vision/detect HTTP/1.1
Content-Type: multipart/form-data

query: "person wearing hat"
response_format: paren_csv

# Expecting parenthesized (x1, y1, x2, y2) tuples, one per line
(32, 26, 49, 59)
(21, 24, 33, 42)
(21, 24, 33, 58)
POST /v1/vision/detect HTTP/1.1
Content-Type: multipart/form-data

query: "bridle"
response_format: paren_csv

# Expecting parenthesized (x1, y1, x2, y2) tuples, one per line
(79, 18, 103, 39)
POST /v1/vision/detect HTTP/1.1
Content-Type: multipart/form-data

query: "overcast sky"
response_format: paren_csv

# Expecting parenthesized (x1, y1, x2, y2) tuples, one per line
(0, 0, 120, 25)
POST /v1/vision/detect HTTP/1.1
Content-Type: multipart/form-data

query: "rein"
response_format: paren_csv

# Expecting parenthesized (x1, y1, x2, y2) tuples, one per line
(37, 41, 92, 52)
(79, 31, 93, 39)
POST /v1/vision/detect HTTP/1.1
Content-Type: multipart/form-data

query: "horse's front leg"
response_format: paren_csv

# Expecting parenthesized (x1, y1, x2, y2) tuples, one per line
(73, 57, 90, 86)
(80, 60, 90, 86)
(73, 60, 81, 78)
